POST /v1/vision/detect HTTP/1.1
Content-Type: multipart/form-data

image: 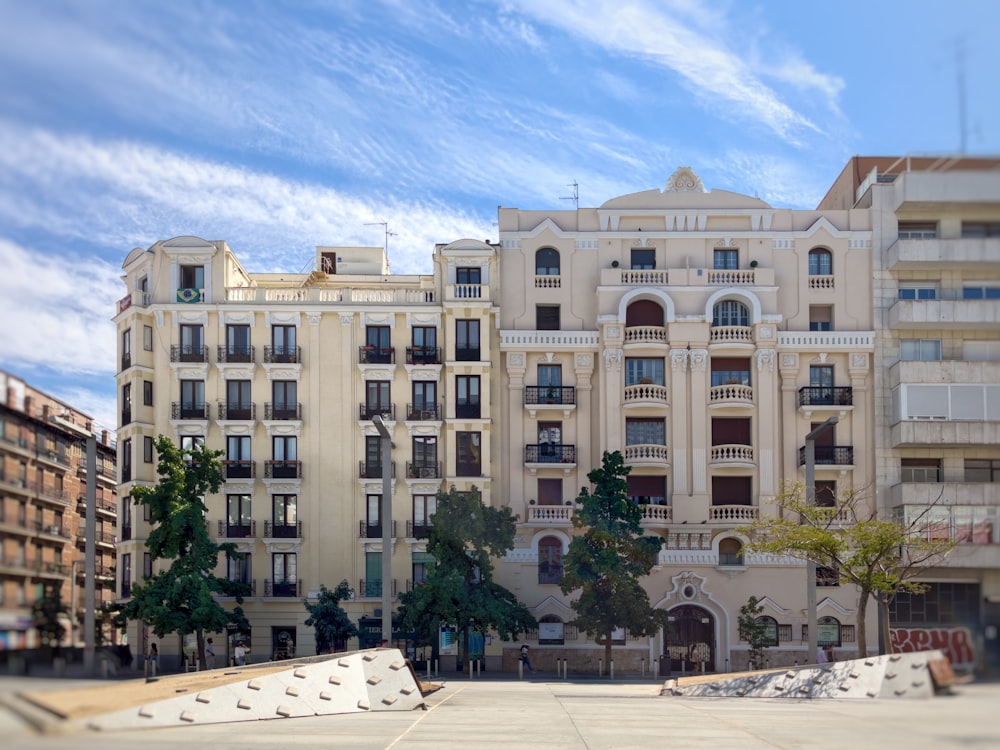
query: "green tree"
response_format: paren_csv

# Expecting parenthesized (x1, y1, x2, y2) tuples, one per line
(560, 451, 668, 666)
(32, 581, 66, 655)
(741, 482, 956, 658)
(397, 486, 536, 673)
(304, 580, 360, 654)
(737, 596, 771, 670)
(116, 436, 247, 668)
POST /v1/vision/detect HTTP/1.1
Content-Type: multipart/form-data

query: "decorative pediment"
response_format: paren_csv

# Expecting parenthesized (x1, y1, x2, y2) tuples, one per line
(665, 167, 706, 193)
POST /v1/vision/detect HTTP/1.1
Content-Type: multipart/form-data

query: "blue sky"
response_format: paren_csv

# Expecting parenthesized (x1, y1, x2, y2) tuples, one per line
(1, 0, 998, 430)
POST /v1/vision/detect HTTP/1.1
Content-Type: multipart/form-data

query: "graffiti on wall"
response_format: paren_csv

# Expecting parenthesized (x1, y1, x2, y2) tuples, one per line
(889, 627, 976, 670)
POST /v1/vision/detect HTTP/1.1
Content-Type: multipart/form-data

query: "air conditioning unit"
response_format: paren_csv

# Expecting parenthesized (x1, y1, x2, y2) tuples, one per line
(47, 525, 62, 534)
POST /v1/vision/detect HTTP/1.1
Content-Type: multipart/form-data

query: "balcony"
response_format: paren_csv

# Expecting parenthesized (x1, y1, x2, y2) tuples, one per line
(538, 562, 563, 585)
(358, 579, 398, 598)
(525, 386, 577, 417)
(406, 461, 442, 479)
(78, 496, 118, 516)
(170, 344, 208, 363)
(709, 326, 754, 347)
(36, 522, 68, 538)
(358, 520, 398, 539)
(797, 445, 854, 467)
(709, 504, 759, 523)
(117, 291, 150, 312)
(406, 346, 441, 365)
(120, 408, 131, 425)
(406, 520, 432, 538)
(265, 520, 302, 539)
(525, 444, 577, 464)
(217, 519, 256, 538)
(891, 381, 1000, 446)
(639, 503, 672, 528)
(406, 403, 441, 421)
(888, 236, 1000, 269)
(172, 402, 209, 420)
(265, 460, 302, 479)
(217, 345, 255, 363)
(889, 298, 1000, 330)
(624, 444, 670, 468)
(265, 402, 301, 420)
(264, 345, 301, 363)
(798, 386, 853, 408)
(264, 579, 301, 597)
(623, 382, 669, 408)
(534, 274, 561, 289)
(708, 383, 753, 408)
(224, 460, 256, 479)
(446, 283, 488, 301)
(623, 326, 667, 346)
(359, 346, 395, 364)
(524, 505, 573, 525)
(455, 401, 481, 419)
(217, 402, 256, 421)
(359, 460, 396, 479)
(359, 403, 396, 421)
(78, 529, 117, 547)
(455, 346, 480, 362)
(709, 444, 755, 467)
(707, 269, 757, 285)
(808, 275, 835, 291)
(887, 481, 1000, 509)
(120, 353, 132, 371)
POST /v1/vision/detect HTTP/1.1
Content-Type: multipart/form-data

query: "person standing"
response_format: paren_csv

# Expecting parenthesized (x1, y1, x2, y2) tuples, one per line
(234, 641, 248, 666)
(520, 644, 535, 674)
(147, 643, 158, 676)
(205, 638, 216, 669)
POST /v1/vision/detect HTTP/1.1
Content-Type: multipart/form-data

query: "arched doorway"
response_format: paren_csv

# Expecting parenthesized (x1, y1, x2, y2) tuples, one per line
(665, 605, 716, 673)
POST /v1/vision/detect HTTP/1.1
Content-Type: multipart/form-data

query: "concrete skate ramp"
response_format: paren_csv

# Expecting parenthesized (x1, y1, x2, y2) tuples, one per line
(663, 650, 955, 699)
(17, 648, 425, 733)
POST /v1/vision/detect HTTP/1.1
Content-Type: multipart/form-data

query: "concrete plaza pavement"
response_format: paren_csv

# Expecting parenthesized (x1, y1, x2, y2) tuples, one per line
(2, 672, 998, 750)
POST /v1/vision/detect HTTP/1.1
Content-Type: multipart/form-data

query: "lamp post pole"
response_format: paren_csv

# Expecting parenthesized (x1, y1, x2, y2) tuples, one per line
(804, 416, 838, 664)
(372, 416, 393, 648)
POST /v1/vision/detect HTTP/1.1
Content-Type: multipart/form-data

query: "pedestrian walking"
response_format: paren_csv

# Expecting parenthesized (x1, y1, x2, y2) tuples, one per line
(520, 644, 535, 674)
(205, 638, 216, 669)
(147, 643, 158, 676)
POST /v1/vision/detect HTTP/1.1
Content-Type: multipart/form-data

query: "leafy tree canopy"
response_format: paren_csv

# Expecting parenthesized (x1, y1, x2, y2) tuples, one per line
(740, 481, 955, 658)
(116, 436, 246, 662)
(304, 580, 360, 653)
(561, 451, 667, 663)
(397, 486, 536, 668)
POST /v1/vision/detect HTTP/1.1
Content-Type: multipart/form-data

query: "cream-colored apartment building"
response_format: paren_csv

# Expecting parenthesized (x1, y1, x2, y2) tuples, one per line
(819, 156, 1000, 674)
(494, 167, 875, 672)
(113, 236, 498, 667)
(115, 161, 1000, 674)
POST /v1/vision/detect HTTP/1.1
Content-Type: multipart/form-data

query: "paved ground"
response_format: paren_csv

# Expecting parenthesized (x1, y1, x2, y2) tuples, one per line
(1, 671, 998, 750)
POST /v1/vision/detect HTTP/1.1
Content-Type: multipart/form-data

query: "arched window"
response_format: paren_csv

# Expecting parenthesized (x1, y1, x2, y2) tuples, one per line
(536, 248, 560, 276)
(538, 536, 563, 584)
(718, 537, 744, 566)
(625, 300, 665, 327)
(712, 300, 749, 327)
(754, 615, 779, 646)
(817, 615, 841, 647)
(539, 613, 565, 645)
(808, 248, 832, 275)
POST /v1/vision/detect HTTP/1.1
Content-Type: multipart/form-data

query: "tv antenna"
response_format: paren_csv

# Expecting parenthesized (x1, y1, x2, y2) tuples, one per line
(365, 221, 398, 253)
(560, 180, 579, 209)
(956, 36, 968, 154)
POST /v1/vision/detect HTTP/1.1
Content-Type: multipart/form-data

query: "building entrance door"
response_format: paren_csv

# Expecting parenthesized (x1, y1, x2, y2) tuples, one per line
(665, 605, 716, 673)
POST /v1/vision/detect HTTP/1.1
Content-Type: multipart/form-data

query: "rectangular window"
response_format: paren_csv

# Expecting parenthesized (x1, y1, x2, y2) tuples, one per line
(711, 475, 752, 506)
(901, 458, 941, 483)
(815, 480, 837, 508)
(271, 380, 298, 419)
(626, 418, 666, 445)
(226, 435, 251, 477)
(273, 436, 296, 461)
(121, 382, 132, 425)
(143, 552, 152, 580)
(456, 266, 482, 297)
(713, 248, 738, 270)
(809, 305, 833, 331)
(179, 324, 204, 360)
(121, 438, 132, 482)
(630, 248, 655, 270)
(410, 326, 438, 363)
(410, 436, 438, 476)
(899, 339, 941, 361)
(537, 478, 563, 505)
(227, 494, 252, 534)
(272, 494, 297, 526)
(228, 552, 252, 584)
(365, 325, 392, 362)
(121, 552, 132, 597)
(710, 357, 751, 387)
(897, 222, 937, 239)
(226, 324, 252, 361)
(411, 381, 437, 419)
(365, 380, 391, 419)
(962, 286, 1000, 299)
(179, 264, 204, 290)
(455, 319, 480, 361)
(225, 380, 252, 419)
(143, 436, 154, 464)
(536, 305, 560, 330)
(121, 328, 131, 370)
(628, 475, 666, 505)
(365, 552, 382, 597)
(271, 325, 297, 362)
(412, 552, 434, 586)
(965, 459, 1000, 482)
(413, 495, 436, 536)
(962, 221, 1000, 238)
(143, 324, 153, 351)
(272, 553, 297, 593)
(143, 380, 153, 406)
(456, 431, 482, 476)
(711, 417, 751, 445)
(625, 358, 665, 386)
(898, 284, 938, 300)
(456, 375, 480, 418)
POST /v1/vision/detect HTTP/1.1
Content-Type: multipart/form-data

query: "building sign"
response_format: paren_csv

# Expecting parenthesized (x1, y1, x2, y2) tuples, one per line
(889, 627, 976, 671)
(539, 621, 564, 645)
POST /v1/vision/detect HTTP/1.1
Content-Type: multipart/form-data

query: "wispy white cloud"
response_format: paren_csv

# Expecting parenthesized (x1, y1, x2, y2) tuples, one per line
(498, 0, 843, 144)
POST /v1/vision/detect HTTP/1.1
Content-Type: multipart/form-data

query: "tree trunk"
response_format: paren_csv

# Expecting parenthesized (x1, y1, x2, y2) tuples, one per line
(462, 623, 470, 675)
(604, 632, 612, 673)
(855, 589, 870, 659)
(879, 595, 894, 656)
(196, 629, 204, 670)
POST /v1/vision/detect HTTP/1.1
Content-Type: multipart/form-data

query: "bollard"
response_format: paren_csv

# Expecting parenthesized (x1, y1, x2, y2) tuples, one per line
(518, 659, 524, 680)
(653, 658, 659, 679)
(640, 657, 645, 677)
(427, 660, 431, 681)
(598, 658, 603, 678)
(610, 659, 615, 680)
(562, 658, 567, 679)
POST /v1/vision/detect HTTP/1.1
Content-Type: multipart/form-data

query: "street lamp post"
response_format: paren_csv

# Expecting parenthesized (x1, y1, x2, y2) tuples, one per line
(804, 416, 838, 664)
(372, 415, 393, 648)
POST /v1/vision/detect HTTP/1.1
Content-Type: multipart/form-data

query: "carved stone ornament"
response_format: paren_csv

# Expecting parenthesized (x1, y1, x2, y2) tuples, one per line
(781, 354, 797, 368)
(603, 348, 622, 371)
(688, 349, 707, 371)
(759, 325, 773, 339)
(851, 354, 868, 369)
(306, 312, 322, 326)
(576, 353, 592, 368)
(339, 313, 354, 325)
(509, 353, 525, 367)
(665, 167, 706, 193)
(756, 349, 775, 372)
(670, 349, 689, 371)
(606, 326, 621, 339)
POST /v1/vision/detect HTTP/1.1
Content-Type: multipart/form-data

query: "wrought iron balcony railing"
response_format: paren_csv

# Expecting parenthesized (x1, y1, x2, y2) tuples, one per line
(359, 461, 396, 479)
(265, 402, 301, 420)
(406, 461, 441, 479)
(798, 445, 854, 466)
(264, 578, 301, 597)
(406, 346, 442, 365)
(264, 345, 301, 363)
(525, 444, 577, 464)
(406, 402, 441, 421)
(358, 520, 398, 539)
(171, 402, 209, 420)
(170, 344, 208, 363)
(217, 519, 256, 538)
(265, 460, 302, 479)
(359, 346, 395, 364)
(217, 402, 256, 420)
(217, 345, 255, 363)
(359, 403, 396, 421)
(524, 386, 576, 406)
(264, 520, 302, 539)
(798, 386, 853, 406)
(224, 460, 256, 479)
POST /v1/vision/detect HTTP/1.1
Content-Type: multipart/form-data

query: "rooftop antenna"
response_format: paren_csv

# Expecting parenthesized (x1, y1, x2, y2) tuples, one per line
(956, 36, 967, 154)
(365, 220, 398, 254)
(560, 180, 579, 209)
